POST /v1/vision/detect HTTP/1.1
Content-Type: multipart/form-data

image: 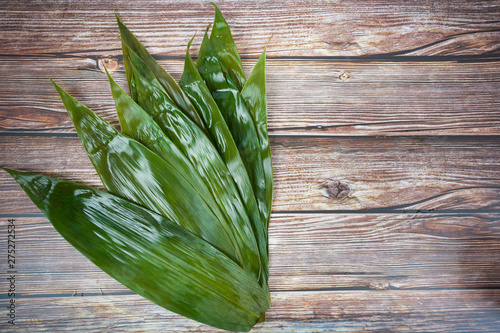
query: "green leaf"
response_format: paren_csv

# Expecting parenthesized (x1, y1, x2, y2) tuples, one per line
(179, 38, 269, 289)
(209, 3, 246, 91)
(120, 38, 137, 102)
(106, 64, 262, 280)
(106, 68, 205, 196)
(196, 29, 268, 269)
(115, 13, 208, 137)
(106, 68, 229, 232)
(51, 80, 242, 268)
(4, 168, 269, 332)
(241, 46, 273, 231)
(125, 49, 263, 281)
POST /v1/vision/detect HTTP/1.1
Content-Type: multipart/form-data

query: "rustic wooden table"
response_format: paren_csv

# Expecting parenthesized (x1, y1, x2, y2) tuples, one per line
(1, 0, 500, 331)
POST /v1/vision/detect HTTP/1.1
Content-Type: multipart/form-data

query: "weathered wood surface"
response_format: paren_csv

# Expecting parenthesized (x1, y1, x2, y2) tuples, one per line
(1, 58, 500, 135)
(1, 213, 499, 331)
(1, 0, 500, 331)
(1, 291, 500, 332)
(1, 213, 499, 296)
(1, 135, 499, 214)
(1, 0, 500, 57)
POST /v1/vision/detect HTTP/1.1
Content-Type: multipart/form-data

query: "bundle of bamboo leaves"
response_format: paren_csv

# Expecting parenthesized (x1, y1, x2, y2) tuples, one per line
(4, 4, 272, 332)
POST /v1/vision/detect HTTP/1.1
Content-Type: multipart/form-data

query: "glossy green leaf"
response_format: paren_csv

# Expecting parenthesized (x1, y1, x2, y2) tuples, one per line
(196, 30, 268, 263)
(241, 46, 273, 231)
(4, 169, 269, 332)
(106, 65, 262, 279)
(51, 80, 242, 267)
(107, 68, 231, 233)
(120, 38, 137, 102)
(209, 3, 246, 91)
(179, 38, 269, 288)
(106, 68, 206, 199)
(115, 13, 208, 137)
(125, 49, 263, 281)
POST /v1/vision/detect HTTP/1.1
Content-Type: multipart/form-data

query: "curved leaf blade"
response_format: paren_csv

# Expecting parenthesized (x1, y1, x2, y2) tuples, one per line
(126, 50, 263, 281)
(196, 30, 268, 269)
(4, 168, 269, 332)
(51, 80, 241, 267)
(107, 68, 234, 244)
(115, 13, 208, 137)
(241, 46, 273, 231)
(180, 39, 269, 289)
(209, 3, 246, 91)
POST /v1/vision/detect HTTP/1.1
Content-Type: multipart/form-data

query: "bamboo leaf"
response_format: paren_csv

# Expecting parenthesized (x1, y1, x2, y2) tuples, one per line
(106, 68, 206, 198)
(115, 13, 208, 137)
(179, 38, 269, 290)
(241, 46, 273, 231)
(209, 3, 246, 91)
(106, 68, 232, 237)
(4, 168, 269, 332)
(196, 30, 268, 267)
(125, 49, 263, 282)
(120, 38, 137, 102)
(106, 66, 262, 278)
(51, 80, 242, 267)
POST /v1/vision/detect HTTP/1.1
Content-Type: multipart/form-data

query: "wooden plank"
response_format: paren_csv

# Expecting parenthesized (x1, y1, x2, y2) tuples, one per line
(1, 213, 499, 297)
(1, 57, 500, 135)
(1, 291, 499, 332)
(1, 0, 499, 57)
(1, 1, 498, 331)
(1, 135, 499, 214)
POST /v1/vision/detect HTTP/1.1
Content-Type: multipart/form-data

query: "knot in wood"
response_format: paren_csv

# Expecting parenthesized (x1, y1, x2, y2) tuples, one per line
(327, 180, 351, 199)
(339, 72, 350, 81)
(97, 56, 119, 74)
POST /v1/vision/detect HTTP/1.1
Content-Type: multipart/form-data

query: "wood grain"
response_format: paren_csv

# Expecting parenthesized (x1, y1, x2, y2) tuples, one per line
(1, 135, 499, 214)
(1, 213, 499, 297)
(1, 0, 499, 331)
(0, 291, 499, 332)
(1, 0, 499, 57)
(1, 57, 499, 135)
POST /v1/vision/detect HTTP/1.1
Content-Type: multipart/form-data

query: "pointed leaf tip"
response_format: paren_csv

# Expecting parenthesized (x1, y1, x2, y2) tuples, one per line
(2, 167, 30, 181)
(114, 11, 124, 24)
(106, 69, 118, 92)
(2, 167, 16, 177)
(184, 35, 196, 67)
(211, 2, 224, 19)
(2, 168, 54, 209)
(50, 78, 63, 94)
(266, 35, 273, 49)
(104, 65, 122, 95)
(209, 4, 246, 90)
(104, 64, 111, 77)
(188, 35, 195, 49)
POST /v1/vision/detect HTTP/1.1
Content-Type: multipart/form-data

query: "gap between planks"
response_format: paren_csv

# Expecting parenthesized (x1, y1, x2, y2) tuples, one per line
(1, 214, 499, 295)
(1, 135, 500, 213)
(1, 57, 500, 135)
(2, 0, 500, 58)
(0, 290, 499, 332)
